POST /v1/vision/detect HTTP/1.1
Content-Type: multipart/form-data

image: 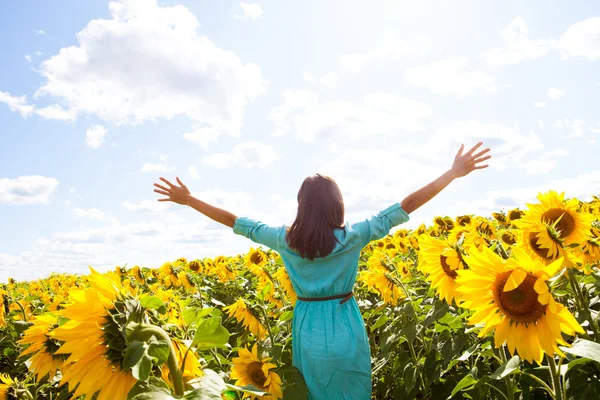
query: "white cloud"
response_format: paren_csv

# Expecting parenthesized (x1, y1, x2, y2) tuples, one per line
(123, 200, 169, 212)
(236, 2, 264, 20)
(64, 200, 72, 207)
(141, 163, 176, 172)
(73, 208, 105, 220)
(320, 72, 338, 88)
(25, 55, 32, 63)
(13, 0, 268, 135)
(590, 123, 600, 133)
(0, 176, 59, 205)
(303, 72, 316, 83)
(556, 18, 600, 61)
(0, 91, 35, 117)
(35, 104, 77, 121)
(552, 118, 586, 138)
(36, 30, 46, 35)
(547, 88, 565, 100)
(268, 90, 432, 142)
(188, 165, 200, 180)
(204, 141, 279, 169)
(86, 125, 107, 149)
(483, 17, 555, 66)
(519, 149, 570, 175)
(338, 35, 431, 74)
(533, 101, 547, 108)
(537, 119, 545, 129)
(183, 126, 224, 149)
(405, 57, 495, 97)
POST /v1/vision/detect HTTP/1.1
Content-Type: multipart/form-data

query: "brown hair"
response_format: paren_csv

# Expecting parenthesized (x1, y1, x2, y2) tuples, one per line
(286, 174, 345, 260)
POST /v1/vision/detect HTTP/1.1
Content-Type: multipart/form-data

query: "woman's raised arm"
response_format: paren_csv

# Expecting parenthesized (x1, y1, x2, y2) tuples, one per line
(153, 177, 237, 228)
(400, 142, 491, 214)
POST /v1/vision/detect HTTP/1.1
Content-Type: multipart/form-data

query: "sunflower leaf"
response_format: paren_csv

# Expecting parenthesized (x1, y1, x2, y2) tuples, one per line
(225, 384, 270, 396)
(448, 374, 478, 398)
(184, 369, 227, 399)
(560, 339, 600, 364)
(127, 377, 175, 400)
(140, 296, 165, 310)
(489, 355, 520, 379)
(123, 340, 155, 381)
(281, 366, 309, 400)
(183, 307, 215, 326)
(193, 317, 230, 350)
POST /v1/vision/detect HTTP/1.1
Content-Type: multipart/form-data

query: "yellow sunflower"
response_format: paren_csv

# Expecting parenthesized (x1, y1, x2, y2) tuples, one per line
(0, 290, 6, 327)
(49, 268, 137, 400)
(418, 235, 465, 304)
(447, 224, 471, 245)
(230, 344, 282, 400)
(161, 339, 203, 390)
(358, 268, 405, 306)
(245, 248, 269, 271)
(577, 227, 600, 272)
(273, 268, 297, 306)
(18, 314, 64, 381)
(516, 191, 593, 246)
(456, 247, 584, 364)
(0, 373, 17, 399)
(516, 221, 577, 267)
(224, 298, 267, 339)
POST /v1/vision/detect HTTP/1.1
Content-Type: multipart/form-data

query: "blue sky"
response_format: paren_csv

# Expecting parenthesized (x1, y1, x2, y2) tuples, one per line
(1, 0, 599, 282)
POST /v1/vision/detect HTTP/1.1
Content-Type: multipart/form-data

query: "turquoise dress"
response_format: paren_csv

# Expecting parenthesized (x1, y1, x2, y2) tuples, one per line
(233, 203, 410, 400)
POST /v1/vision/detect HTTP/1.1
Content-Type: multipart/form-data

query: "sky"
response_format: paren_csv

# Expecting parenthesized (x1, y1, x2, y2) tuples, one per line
(1, 0, 599, 282)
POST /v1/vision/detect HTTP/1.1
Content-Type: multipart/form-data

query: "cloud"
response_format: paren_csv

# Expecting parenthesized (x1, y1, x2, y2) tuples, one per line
(532, 101, 547, 108)
(204, 141, 280, 169)
(73, 208, 105, 220)
(547, 88, 565, 100)
(404, 57, 495, 97)
(302, 72, 316, 83)
(86, 125, 107, 149)
(0, 91, 35, 117)
(123, 200, 169, 212)
(4, 0, 267, 135)
(556, 18, 600, 61)
(0, 91, 75, 121)
(182, 126, 224, 149)
(338, 35, 431, 74)
(590, 123, 600, 133)
(268, 90, 432, 142)
(0, 176, 59, 205)
(320, 72, 338, 88)
(537, 119, 545, 129)
(236, 2, 263, 20)
(552, 118, 587, 138)
(188, 165, 200, 180)
(519, 149, 570, 175)
(141, 163, 176, 172)
(483, 17, 555, 66)
(25, 55, 32, 63)
(36, 30, 46, 35)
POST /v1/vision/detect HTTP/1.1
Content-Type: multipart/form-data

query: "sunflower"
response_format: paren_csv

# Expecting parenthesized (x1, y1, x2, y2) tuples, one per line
(455, 247, 584, 364)
(18, 314, 65, 381)
(230, 344, 282, 400)
(225, 298, 267, 339)
(500, 230, 517, 246)
(161, 339, 202, 390)
(516, 221, 576, 267)
(358, 268, 405, 306)
(188, 260, 202, 273)
(418, 235, 465, 304)
(177, 271, 195, 291)
(0, 373, 17, 399)
(516, 191, 592, 247)
(578, 227, 600, 272)
(160, 262, 181, 288)
(456, 215, 472, 227)
(49, 268, 137, 400)
(447, 224, 471, 245)
(129, 266, 145, 284)
(507, 208, 524, 225)
(0, 290, 6, 327)
(273, 268, 297, 306)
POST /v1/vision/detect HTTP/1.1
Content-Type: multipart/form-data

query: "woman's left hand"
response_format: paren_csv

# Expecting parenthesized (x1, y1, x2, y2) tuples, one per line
(154, 177, 192, 205)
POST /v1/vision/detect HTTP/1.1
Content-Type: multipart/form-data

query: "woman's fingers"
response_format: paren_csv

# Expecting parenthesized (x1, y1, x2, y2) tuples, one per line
(465, 141, 483, 156)
(473, 155, 492, 164)
(154, 183, 170, 192)
(474, 164, 489, 170)
(160, 177, 175, 188)
(157, 198, 171, 202)
(472, 148, 490, 159)
(176, 177, 186, 188)
(154, 189, 170, 196)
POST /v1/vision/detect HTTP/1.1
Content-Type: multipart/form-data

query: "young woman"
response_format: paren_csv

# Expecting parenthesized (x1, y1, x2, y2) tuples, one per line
(154, 142, 491, 399)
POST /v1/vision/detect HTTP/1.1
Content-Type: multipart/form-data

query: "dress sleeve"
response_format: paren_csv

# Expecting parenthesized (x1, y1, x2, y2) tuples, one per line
(355, 203, 410, 247)
(233, 217, 282, 251)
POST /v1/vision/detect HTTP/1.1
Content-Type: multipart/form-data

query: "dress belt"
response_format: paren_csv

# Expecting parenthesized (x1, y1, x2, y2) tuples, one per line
(297, 291, 354, 305)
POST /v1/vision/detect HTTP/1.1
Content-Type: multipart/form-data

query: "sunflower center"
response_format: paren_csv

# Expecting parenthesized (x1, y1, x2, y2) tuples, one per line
(440, 255, 458, 279)
(542, 208, 575, 239)
(250, 252, 264, 265)
(494, 271, 546, 324)
(247, 362, 267, 387)
(528, 232, 556, 260)
(501, 232, 516, 245)
(477, 222, 494, 237)
(385, 243, 396, 249)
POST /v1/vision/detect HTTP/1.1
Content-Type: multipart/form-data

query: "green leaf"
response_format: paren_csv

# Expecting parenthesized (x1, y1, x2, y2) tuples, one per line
(261, 282, 272, 297)
(193, 317, 230, 350)
(371, 314, 390, 332)
(221, 391, 238, 400)
(282, 366, 309, 400)
(561, 339, 600, 364)
(279, 311, 294, 322)
(127, 377, 175, 400)
(140, 296, 165, 310)
(225, 384, 271, 396)
(123, 338, 169, 381)
(13, 320, 33, 335)
(148, 340, 171, 366)
(424, 302, 449, 327)
(184, 369, 227, 399)
(183, 307, 215, 326)
(489, 355, 520, 380)
(449, 374, 478, 398)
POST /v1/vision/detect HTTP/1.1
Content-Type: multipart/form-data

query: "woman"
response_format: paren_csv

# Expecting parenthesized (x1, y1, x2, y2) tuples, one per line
(153, 142, 491, 399)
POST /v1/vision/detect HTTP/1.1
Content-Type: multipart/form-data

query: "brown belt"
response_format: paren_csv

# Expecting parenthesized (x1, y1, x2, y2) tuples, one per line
(297, 291, 354, 305)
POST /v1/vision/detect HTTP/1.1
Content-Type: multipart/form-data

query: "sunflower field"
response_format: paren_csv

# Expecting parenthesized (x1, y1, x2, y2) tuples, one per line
(2, 190, 600, 400)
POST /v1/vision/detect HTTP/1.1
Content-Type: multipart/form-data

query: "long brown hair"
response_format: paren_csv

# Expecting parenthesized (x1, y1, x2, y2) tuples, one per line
(286, 174, 345, 260)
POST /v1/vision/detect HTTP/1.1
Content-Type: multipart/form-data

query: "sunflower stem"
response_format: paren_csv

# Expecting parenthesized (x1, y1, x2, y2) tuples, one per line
(259, 303, 277, 350)
(546, 354, 563, 400)
(485, 382, 509, 400)
(14, 300, 28, 322)
(131, 324, 185, 396)
(498, 345, 515, 400)
(568, 271, 599, 340)
(517, 371, 555, 397)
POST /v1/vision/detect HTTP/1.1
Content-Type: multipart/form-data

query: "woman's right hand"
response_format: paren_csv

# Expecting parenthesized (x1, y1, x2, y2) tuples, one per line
(449, 142, 491, 178)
